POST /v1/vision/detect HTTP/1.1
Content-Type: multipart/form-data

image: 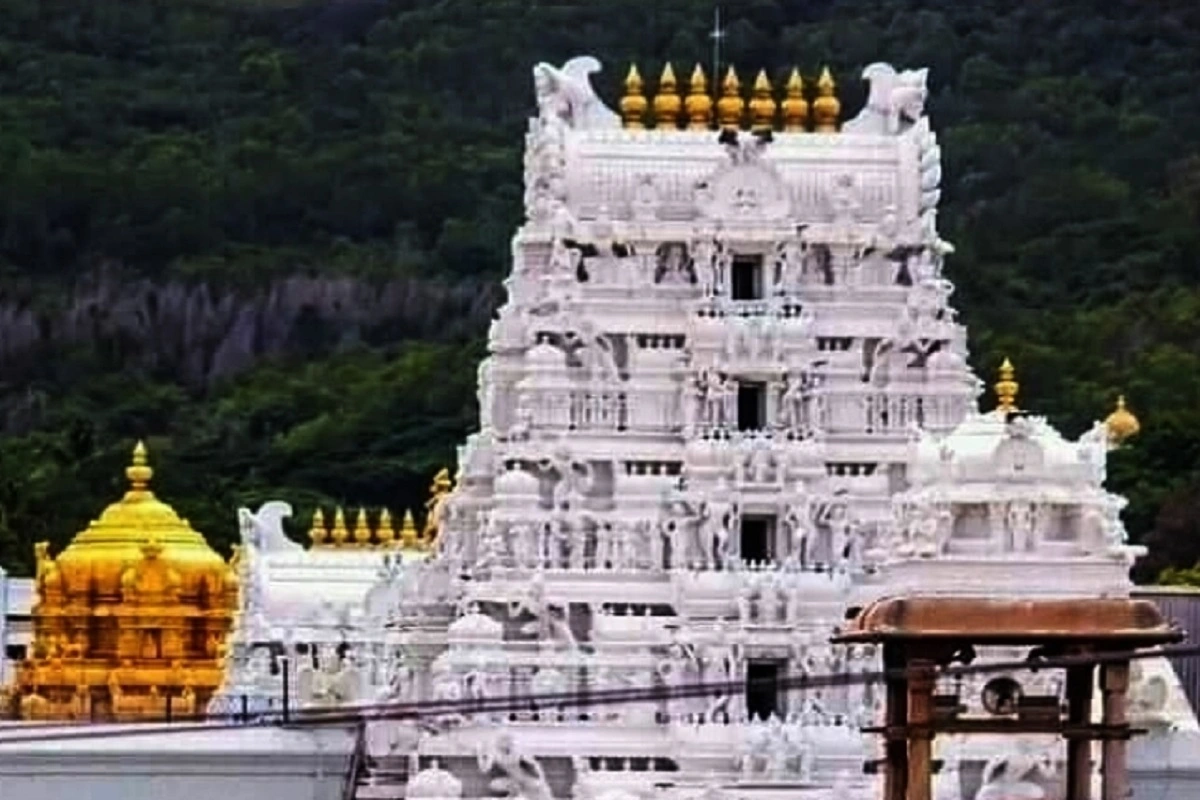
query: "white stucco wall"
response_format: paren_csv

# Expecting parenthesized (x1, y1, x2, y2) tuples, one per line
(0, 723, 359, 800)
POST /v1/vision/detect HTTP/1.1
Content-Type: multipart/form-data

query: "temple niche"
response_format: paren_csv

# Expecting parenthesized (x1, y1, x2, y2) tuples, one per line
(7, 442, 236, 721)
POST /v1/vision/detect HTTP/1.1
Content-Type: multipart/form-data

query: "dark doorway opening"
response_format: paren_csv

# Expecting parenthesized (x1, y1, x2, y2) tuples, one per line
(741, 515, 775, 563)
(731, 254, 764, 300)
(738, 381, 765, 431)
(746, 660, 782, 720)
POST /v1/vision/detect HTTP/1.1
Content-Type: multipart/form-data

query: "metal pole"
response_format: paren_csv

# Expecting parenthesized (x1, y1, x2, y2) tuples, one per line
(281, 656, 290, 724)
(710, 6, 723, 92)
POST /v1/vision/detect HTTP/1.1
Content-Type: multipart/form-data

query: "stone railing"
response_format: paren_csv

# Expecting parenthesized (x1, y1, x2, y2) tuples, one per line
(522, 387, 678, 433)
(814, 391, 970, 435)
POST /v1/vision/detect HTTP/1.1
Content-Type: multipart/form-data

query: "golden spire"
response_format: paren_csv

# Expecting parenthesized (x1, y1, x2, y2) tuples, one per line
(684, 64, 713, 130)
(1104, 394, 1141, 445)
(330, 507, 349, 547)
(352, 507, 372, 546)
(716, 66, 744, 129)
(17, 438, 234, 721)
(126, 440, 153, 494)
(781, 68, 809, 132)
(653, 63, 682, 129)
(812, 67, 841, 133)
(376, 508, 395, 548)
(994, 358, 1019, 413)
(620, 64, 647, 129)
(399, 510, 418, 549)
(308, 508, 328, 547)
(749, 70, 776, 132)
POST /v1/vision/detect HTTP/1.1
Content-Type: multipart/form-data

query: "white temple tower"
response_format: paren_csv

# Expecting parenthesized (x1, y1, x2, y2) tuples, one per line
(386, 57, 976, 800)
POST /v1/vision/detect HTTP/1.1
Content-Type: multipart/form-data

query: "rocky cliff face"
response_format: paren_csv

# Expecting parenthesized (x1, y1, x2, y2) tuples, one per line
(0, 269, 499, 425)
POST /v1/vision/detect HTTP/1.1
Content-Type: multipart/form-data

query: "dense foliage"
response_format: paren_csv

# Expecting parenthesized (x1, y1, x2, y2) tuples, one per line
(1, 0, 1199, 580)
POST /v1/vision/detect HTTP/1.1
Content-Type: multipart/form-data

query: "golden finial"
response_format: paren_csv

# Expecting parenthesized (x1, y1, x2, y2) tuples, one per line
(812, 67, 841, 133)
(716, 66, 744, 129)
(781, 68, 809, 132)
(994, 358, 1019, 413)
(399, 510, 418, 549)
(1105, 394, 1141, 445)
(308, 508, 328, 547)
(330, 507, 349, 546)
(352, 508, 372, 546)
(684, 64, 713, 130)
(376, 508, 395, 547)
(126, 440, 153, 493)
(620, 64, 647, 129)
(749, 70, 777, 132)
(653, 63, 682, 129)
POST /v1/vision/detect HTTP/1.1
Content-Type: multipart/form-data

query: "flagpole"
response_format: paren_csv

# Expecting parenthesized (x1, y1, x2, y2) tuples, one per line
(710, 6, 724, 96)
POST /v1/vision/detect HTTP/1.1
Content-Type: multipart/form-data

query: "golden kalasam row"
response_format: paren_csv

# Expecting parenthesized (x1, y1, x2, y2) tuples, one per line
(619, 63, 841, 133)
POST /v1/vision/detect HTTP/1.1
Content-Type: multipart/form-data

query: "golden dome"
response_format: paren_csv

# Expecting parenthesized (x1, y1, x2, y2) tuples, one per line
(1105, 395, 1140, 445)
(53, 441, 232, 602)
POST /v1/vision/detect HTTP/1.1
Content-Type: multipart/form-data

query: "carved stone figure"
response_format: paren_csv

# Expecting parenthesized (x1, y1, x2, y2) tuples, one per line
(974, 746, 1057, 800)
(632, 174, 660, 221)
(692, 233, 721, 297)
(1007, 502, 1036, 553)
(532, 57, 619, 131)
(843, 63, 929, 135)
(477, 732, 554, 800)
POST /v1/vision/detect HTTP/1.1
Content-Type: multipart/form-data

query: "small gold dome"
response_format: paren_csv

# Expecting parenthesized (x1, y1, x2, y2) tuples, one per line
(53, 441, 232, 602)
(1104, 395, 1140, 445)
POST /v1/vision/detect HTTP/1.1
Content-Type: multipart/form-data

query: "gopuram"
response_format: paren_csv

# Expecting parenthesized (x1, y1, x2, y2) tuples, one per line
(211, 57, 1200, 800)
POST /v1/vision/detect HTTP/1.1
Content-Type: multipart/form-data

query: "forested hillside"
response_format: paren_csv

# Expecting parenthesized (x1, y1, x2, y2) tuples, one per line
(1, 0, 1199, 580)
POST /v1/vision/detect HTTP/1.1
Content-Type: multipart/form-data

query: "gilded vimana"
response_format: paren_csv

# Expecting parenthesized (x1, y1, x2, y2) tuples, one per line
(1, 2, 1199, 800)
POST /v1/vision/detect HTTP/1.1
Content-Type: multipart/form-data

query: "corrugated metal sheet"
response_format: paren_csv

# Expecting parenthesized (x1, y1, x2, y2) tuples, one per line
(1134, 587, 1200, 715)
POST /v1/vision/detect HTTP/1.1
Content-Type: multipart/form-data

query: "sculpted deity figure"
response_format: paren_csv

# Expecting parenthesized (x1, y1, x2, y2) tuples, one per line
(538, 443, 593, 511)
(510, 523, 534, 569)
(681, 372, 703, 437)
(817, 499, 854, 566)
(632, 174, 660, 221)
(548, 236, 580, 278)
(692, 231, 721, 298)
(776, 372, 807, 435)
(510, 572, 578, 652)
(703, 482, 738, 568)
(1102, 496, 1129, 553)
(720, 373, 738, 430)
(910, 502, 943, 558)
(828, 173, 861, 231)
(1007, 502, 1037, 553)
(645, 518, 665, 571)
(657, 633, 702, 721)
(783, 496, 815, 567)
(561, 319, 621, 384)
(478, 732, 554, 800)
(775, 237, 804, 295)
(697, 368, 724, 430)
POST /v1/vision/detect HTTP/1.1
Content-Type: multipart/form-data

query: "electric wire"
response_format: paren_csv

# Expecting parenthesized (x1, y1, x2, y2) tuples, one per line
(1, 642, 1197, 746)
